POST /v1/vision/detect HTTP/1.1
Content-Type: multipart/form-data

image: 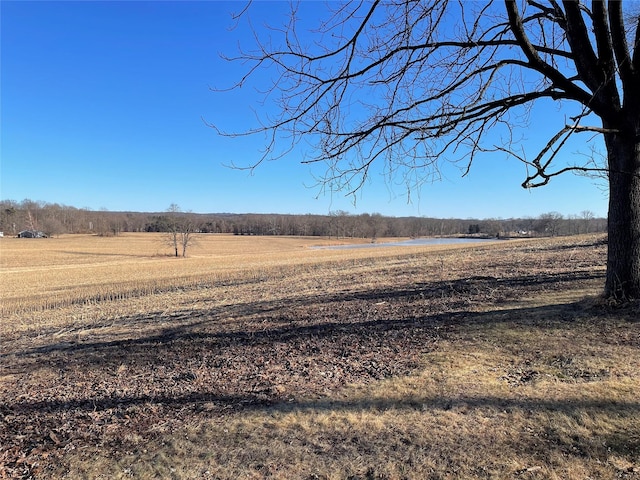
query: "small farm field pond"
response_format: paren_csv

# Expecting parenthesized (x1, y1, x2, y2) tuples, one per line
(313, 237, 500, 249)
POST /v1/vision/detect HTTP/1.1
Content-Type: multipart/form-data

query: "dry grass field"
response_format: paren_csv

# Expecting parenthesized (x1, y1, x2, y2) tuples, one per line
(1, 233, 405, 322)
(1, 233, 638, 479)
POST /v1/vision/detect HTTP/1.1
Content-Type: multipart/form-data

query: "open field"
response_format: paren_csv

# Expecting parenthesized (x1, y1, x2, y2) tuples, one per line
(1, 234, 638, 479)
(1, 233, 414, 321)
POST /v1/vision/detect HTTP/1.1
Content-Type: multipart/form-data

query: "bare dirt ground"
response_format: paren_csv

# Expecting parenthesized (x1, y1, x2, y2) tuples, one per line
(1, 235, 638, 479)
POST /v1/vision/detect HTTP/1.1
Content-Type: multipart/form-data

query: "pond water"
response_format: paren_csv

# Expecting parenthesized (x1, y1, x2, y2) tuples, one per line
(313, 237, 500, 250)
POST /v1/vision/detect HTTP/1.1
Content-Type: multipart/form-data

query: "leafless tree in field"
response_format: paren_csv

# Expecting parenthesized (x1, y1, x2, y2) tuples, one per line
(166, 204, 197, 258)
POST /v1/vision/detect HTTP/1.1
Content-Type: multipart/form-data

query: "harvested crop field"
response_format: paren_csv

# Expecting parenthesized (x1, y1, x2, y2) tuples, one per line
(1, 233, 638, 479)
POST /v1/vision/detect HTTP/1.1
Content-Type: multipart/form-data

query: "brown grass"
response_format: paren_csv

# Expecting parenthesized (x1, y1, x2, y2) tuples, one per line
(0, 233, 468, 319)
(1, 233, 638, 479)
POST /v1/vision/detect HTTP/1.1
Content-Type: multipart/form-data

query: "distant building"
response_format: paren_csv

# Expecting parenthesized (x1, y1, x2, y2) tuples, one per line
(18, 230, 47, 238)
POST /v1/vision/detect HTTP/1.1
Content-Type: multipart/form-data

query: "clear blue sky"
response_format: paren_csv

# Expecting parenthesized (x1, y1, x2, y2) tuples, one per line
(1, 1, 609, 219)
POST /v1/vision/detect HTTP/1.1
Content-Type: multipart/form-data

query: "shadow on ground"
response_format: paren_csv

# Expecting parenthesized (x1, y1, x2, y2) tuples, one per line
(2, 262, 639, 478)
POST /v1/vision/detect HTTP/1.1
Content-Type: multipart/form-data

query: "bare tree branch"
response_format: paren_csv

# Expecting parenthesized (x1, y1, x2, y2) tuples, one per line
(212, 0, 640, 298)
(212, 1, 633, 194)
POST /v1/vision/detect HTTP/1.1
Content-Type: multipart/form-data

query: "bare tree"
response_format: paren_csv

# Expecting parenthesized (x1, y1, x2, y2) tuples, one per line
(367, 213, 388, 242)
(536, 211, 565, 236)
(166, 204, 197, 258)
(166, 204, 181, 257)
(213, 1, 640, 300)
(180, 216, 197, 257)
(25, 209, 38, 232)
(0, 203, 17, 235)
(580, 209, 595, 234)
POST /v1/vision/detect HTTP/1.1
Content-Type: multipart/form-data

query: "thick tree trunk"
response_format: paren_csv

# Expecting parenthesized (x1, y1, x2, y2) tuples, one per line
(604, 132, 640, 299)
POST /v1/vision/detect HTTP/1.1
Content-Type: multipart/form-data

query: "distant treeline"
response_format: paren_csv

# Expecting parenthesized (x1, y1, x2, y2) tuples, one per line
(0, 199, 606, 239)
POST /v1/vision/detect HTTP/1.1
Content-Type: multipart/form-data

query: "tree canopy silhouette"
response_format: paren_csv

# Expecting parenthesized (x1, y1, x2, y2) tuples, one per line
(213, 0, 640, 300)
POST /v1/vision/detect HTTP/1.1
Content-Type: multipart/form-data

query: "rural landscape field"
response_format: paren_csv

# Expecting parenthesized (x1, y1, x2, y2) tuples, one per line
(1, 233, 638, 479)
